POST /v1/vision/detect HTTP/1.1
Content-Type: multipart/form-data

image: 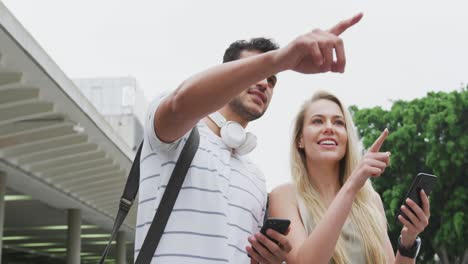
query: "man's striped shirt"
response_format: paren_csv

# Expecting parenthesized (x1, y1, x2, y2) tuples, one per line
(135, 94, 267, 263)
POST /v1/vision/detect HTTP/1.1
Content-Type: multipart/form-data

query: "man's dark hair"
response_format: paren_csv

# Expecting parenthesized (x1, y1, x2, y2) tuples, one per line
(223, 37, 279, 63)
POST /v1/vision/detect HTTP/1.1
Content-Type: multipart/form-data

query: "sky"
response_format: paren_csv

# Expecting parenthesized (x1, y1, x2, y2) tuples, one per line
(3, 0, 467, 191)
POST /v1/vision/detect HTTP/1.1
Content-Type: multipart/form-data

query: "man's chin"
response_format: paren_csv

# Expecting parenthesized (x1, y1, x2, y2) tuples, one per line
(246, 105, 267, 121)
(229, 98, 268, 121)
(247, 109, 267, 122)
(247, 102, 268, 118)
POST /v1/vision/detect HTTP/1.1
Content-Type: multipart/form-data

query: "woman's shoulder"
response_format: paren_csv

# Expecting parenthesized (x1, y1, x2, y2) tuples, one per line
(270, 183, 297, 204)
(271, 182, 295, 196)
(269, 183, 301, 219)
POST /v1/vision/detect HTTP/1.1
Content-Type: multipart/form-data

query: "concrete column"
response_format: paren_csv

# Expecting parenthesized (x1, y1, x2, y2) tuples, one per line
(0, 172, 6, 264)
(116, 231, 127, 264)
(66, 209, 81, 264)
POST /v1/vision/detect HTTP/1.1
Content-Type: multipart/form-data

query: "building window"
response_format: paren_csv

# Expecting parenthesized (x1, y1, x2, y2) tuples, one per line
(122, 86, 135, 107)
(90, 86, 103, 112)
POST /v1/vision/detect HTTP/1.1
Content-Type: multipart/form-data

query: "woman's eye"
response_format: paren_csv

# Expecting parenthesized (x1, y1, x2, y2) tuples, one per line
(335, 120, 345, 126)
(312, 119, 323, 124)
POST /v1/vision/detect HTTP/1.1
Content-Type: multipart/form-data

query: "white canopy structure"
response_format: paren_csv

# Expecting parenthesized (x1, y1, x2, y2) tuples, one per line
(0, 3, 137, 263)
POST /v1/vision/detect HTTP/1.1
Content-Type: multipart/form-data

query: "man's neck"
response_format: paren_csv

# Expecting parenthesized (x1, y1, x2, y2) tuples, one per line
(219, 108, 248, 128)
(204, 107, 248, 137)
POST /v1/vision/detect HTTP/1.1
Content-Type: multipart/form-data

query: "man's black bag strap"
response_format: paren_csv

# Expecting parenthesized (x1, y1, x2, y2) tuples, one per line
(99, 127, 200, 264)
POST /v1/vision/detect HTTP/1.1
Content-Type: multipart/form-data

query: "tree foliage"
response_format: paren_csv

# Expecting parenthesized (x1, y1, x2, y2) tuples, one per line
(350, 87, 467, 263)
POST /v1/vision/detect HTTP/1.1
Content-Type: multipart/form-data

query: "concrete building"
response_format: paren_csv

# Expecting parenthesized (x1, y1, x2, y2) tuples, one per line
(73, 77, 147, 152)
(0, 3, 144, 263)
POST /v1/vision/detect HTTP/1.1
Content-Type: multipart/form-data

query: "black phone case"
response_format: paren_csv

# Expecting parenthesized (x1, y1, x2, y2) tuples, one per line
(397, 173, 437, 224)
(260, 218, 290, 243)
(261, 218, 290, 235)
(249, 218, 291, 257)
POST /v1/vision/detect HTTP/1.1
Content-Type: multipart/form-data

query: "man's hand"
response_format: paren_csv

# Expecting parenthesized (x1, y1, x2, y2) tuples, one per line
(246, 228, 292, 264)
(276, 13, 363, 74)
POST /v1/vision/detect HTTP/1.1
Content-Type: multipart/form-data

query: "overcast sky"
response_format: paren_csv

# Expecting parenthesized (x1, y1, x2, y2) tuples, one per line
(3, 0, 466, 190)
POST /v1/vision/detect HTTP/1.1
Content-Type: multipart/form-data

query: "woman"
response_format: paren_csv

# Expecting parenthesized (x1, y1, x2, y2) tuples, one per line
(267, 91, 430, 263)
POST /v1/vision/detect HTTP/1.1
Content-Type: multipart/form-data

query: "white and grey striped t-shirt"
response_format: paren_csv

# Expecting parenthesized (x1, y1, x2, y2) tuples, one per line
(134, 94, 268, 264)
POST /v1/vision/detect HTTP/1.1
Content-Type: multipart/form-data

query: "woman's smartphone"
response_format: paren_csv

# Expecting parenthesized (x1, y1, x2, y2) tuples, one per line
(396, 173, 438, 224)
(249, 218, 291, 257)
(260, 218, 291, 242)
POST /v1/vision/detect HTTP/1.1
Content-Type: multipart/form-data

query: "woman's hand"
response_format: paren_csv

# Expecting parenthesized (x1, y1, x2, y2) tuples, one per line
(247, 228, 292, 264)
(398, 190, 430, 247)
(347, 129, 391, 192)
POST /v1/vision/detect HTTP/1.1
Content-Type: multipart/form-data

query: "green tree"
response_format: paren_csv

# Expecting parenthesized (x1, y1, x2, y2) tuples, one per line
(350, 87, 467, 263)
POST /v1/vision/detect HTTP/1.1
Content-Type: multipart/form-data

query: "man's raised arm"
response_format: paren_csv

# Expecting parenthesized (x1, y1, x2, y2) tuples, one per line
(155, 13, 363, 143)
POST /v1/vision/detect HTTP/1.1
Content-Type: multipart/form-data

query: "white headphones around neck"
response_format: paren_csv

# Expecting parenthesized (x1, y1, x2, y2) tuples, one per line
(208, 112, 257, 155)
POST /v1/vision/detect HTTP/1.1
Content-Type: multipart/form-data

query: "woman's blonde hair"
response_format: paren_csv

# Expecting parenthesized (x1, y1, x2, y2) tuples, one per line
(291, 90, 387, 264)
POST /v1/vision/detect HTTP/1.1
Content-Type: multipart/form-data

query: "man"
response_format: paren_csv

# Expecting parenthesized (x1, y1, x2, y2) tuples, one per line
(135, 13, 363, 264)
